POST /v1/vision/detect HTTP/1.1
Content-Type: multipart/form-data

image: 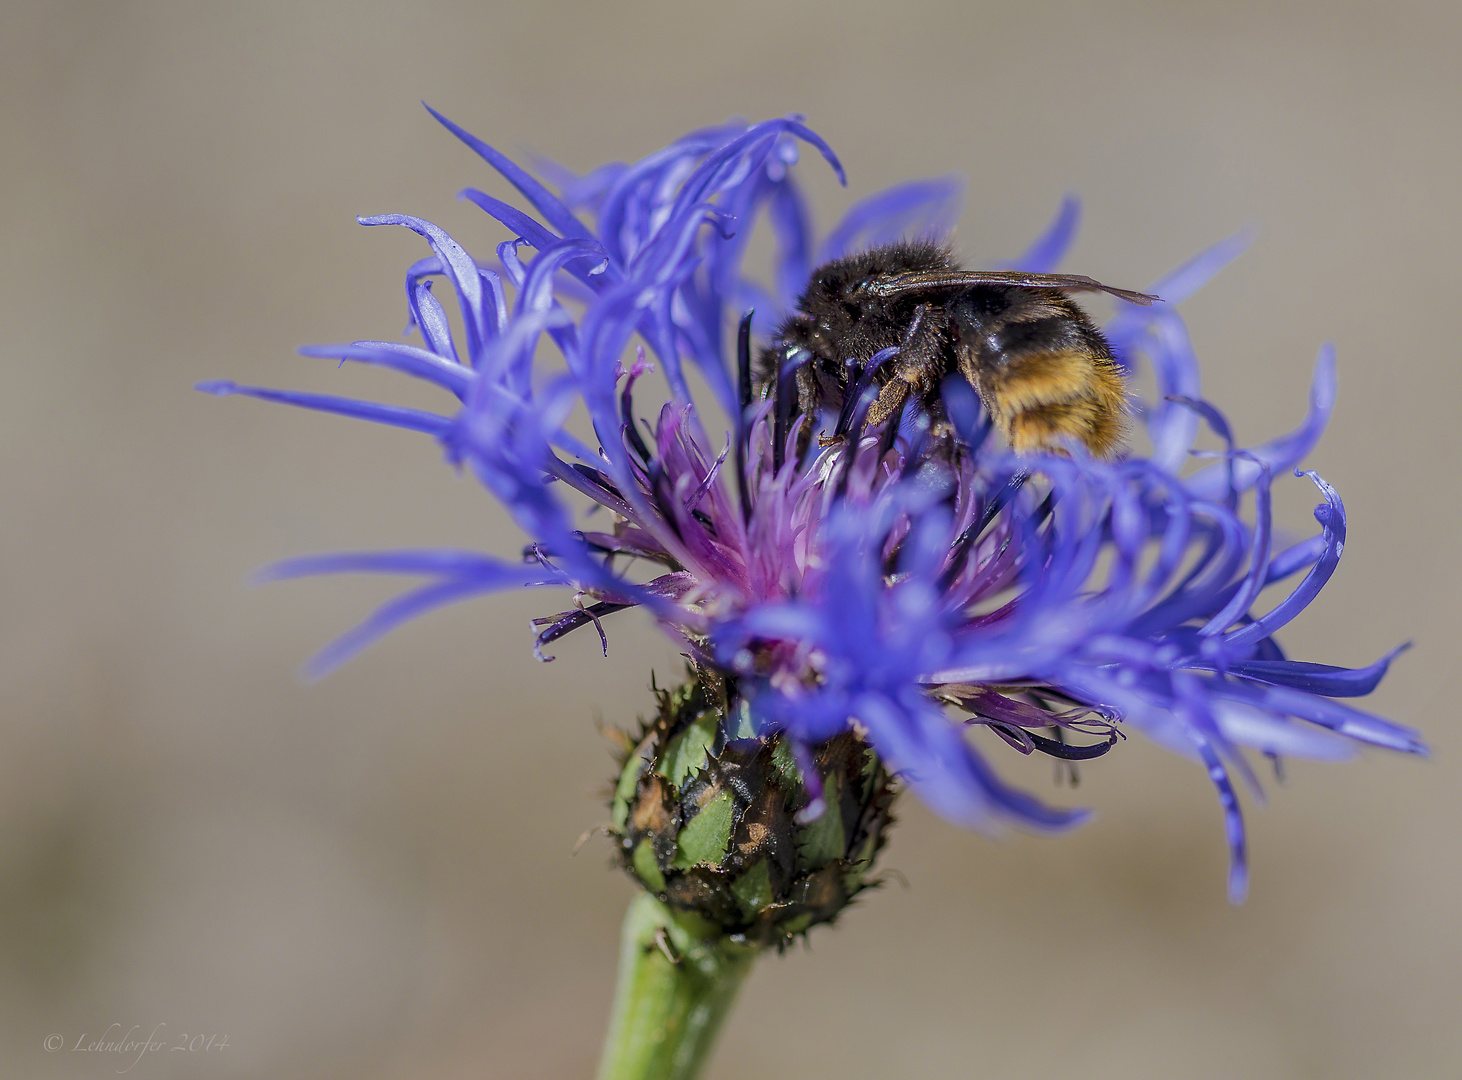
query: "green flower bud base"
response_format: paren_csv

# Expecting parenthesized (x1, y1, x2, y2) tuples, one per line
(595, 669, 899, 1078)
(610, 670, 897, 946)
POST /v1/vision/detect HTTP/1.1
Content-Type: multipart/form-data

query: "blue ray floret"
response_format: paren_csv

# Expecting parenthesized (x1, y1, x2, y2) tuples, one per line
(200, 109, 1423, 901)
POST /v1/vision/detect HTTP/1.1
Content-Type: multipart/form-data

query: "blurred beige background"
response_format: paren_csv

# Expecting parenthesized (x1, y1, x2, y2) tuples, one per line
(3, 1, 1459, 1077)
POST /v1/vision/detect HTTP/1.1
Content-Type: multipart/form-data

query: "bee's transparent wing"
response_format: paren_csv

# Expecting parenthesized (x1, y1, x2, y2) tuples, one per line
(864, 269, 1159, 306)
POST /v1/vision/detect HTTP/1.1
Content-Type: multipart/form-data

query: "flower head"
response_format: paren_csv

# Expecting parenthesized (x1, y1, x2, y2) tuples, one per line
(202, 109, 1423, 901)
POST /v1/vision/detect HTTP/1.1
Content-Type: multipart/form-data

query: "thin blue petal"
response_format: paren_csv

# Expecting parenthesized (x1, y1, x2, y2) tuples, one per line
(817, 176, 963, 263)
(1199, 459, 1272, 635)
(1209, 698, 1357, 760)
(670, 118, 844, 229)
(409, 275, 458, 361)
(1195, 733, 1249, 904)
(459, 187, 563, 251)
(304, 575, 532, 678)
(360, 214, 488, 362)
(299, 342, 474, 397)
(766, 176, 814, 306)
(1218, 679, 1426, 755)
(425, 103, 595, 242)
(260, 549, 563, 584)
(1225, 470, 1342, 648)
(195, 381, 451, 436)
(1189, 346, 1337, 501)
(1209, 644, 1411, 697)
(856, 693, 1089, 832)
(1008, 196, 1080, 273)
(1146, 230, 1253, 306)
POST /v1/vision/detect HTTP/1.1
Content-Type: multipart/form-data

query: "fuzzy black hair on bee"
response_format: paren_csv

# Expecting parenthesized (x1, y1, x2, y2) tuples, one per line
(760, 241, 1157, 458)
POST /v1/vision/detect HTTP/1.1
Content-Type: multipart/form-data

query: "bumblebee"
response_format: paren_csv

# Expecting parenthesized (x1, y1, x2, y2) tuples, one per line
(763, 240, 1157, 458)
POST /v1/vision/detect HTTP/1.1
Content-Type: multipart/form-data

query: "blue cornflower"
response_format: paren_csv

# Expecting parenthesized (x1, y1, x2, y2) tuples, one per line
(201, 109, 1423, 902)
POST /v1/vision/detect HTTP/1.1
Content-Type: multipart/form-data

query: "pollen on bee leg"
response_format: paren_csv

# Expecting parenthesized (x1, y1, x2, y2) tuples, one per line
(863, 378, 911, 431)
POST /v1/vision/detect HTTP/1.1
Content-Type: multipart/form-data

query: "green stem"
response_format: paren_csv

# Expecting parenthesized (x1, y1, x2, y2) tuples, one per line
(595, 893, 761, 1080)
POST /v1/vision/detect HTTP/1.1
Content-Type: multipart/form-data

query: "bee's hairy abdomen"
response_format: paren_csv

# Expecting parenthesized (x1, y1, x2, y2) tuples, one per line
(954, 290, 1128, 458)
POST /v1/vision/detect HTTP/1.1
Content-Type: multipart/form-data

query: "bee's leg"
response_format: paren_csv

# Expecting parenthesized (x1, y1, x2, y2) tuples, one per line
(864, 303, 942, 432)
(795, 361, 823, 419)
(864, 377, 911, 431)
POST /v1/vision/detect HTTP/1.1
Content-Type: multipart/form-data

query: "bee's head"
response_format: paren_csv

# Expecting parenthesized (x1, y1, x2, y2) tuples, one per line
(798, 241, 955, 328)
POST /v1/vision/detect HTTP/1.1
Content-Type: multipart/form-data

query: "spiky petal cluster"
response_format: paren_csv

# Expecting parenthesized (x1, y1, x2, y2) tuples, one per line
(201, 110, 1423, 900)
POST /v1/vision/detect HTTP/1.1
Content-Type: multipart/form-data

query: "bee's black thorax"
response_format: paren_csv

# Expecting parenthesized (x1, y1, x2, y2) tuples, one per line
(760, 241, 959, 419)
